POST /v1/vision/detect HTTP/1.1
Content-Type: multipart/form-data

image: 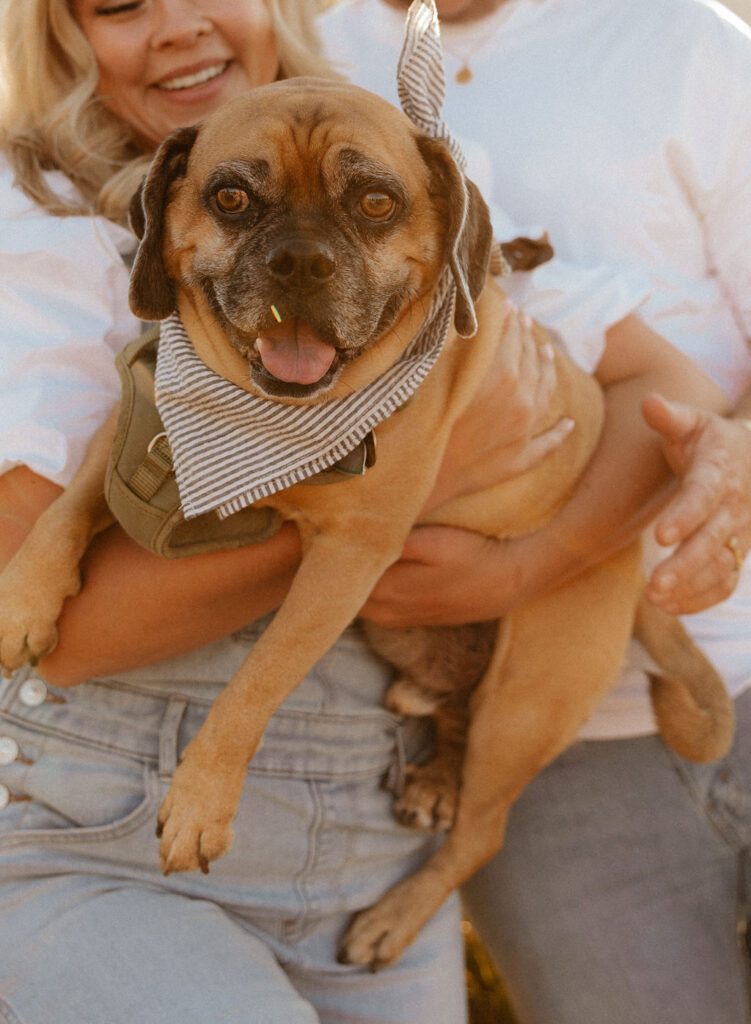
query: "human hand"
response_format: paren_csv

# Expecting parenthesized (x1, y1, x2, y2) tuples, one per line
(360, 525, 523, 627)
(424, 303, 574, 511)
(363, 306, 574, 627)
(643, 393, 751, 614)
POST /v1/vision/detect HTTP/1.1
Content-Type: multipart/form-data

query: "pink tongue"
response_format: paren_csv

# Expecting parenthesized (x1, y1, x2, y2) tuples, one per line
(256, 319, 336, 385)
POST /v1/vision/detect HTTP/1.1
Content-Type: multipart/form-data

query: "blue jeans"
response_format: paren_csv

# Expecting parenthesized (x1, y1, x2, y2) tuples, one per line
(0, 622, 467, 1024)
(464, 689, 751, 1024)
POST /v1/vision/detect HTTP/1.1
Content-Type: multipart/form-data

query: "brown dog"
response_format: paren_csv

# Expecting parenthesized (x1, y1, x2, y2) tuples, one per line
(0, 79, 734, 970)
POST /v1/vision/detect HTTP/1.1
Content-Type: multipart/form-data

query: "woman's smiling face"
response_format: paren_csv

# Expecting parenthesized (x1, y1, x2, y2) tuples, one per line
(71, 0, 280, 147)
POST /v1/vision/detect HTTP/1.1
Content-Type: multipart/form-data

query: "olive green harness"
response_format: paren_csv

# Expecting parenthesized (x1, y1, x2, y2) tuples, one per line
(105, 329, 376, 558)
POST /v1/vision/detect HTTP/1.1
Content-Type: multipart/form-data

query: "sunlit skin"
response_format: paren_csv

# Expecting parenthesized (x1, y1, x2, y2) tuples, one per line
(71, 0, 280, 146)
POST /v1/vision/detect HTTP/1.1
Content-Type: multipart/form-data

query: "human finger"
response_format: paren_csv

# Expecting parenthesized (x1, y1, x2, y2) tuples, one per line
(647, 564, 738, 615)
(500, 415, 575, 477)
(652, 474, 722, 548)
(647, 511, 746, 613)
(483, 308, 561, 450)
(641, 392, 702, 450)
(494, 299, 522, 376)
(515, 311, 558, 411)
(654, 436, 751, 550)
(643, 395, 750, 547)
(500, 311, 547, 420)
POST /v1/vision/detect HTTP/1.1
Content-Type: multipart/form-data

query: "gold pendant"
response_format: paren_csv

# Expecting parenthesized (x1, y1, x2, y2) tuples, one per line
(455, 65, 473, 85)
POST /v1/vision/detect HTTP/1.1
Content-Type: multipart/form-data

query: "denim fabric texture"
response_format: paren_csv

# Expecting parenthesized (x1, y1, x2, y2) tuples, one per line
(464, 689, 751, 1024)
(0, 622, 467, 1024)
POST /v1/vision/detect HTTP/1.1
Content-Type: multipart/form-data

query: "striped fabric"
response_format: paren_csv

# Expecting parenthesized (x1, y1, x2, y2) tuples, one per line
(154, 0, 467, 520)
(155, 275, 454, 519)
(397, 0, 466, 171)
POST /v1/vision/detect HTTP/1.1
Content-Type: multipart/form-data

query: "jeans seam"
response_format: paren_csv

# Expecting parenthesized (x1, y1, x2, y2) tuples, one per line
(0, 710, 159, 762)
(667, 750, 744, 850)
(282, 778, 324, 943)
(0, 764, 157, 850)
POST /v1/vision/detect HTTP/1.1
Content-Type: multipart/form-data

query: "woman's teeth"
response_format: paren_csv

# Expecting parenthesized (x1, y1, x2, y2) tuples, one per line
(158, 62, 229, 92)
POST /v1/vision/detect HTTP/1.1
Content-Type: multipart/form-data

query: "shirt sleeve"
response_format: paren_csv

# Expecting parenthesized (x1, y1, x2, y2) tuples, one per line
(0, 172, 141, 486)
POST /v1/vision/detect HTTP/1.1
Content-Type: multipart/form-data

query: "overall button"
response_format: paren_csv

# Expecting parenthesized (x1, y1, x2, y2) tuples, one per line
(0, 783, 29, 810)
(0, 737, 19, 766)
(19, 678, 48, 707)
(18, 677, 65, 707)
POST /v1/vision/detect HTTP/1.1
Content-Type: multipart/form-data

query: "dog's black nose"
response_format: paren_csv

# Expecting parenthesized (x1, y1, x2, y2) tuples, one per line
(266, 239, 336, 288)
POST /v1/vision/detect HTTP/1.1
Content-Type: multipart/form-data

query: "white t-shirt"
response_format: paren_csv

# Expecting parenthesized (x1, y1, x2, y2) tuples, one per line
(320, 0, 751, 734)
(0, 160, 140, 487)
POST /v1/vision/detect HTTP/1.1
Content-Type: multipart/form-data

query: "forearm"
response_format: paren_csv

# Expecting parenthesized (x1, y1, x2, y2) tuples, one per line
(502, 381, 682, 603)
(507, 322, 728, 603)
(363, 317, 729, 626)
(38, 523, 301, 685)
(0, 467, 301, 685)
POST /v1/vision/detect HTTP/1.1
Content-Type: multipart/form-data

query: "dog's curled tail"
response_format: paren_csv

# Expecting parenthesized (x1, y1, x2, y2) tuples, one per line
(634, 598, 735, 763)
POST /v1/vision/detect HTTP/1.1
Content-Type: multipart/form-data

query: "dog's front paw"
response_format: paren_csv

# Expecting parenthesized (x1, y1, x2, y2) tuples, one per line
(0, 563, 81, 674)
(156, 753, 245, 875)
(392, 760, 460, 833)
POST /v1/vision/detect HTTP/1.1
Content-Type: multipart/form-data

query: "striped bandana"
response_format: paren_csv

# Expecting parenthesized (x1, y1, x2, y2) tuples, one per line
(154, 0, 468, 521)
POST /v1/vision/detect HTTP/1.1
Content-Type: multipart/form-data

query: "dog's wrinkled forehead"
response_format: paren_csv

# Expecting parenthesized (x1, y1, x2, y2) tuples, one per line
(186, 78, 425, 197)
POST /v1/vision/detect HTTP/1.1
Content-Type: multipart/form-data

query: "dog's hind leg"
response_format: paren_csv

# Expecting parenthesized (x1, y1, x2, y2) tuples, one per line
(364, 620, 496, 832)
(341, 545, 642, 970)
(391, 696, 470, 833)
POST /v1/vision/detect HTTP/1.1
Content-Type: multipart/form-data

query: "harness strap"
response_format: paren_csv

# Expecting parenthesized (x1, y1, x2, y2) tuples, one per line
(128, 431, 174, 501)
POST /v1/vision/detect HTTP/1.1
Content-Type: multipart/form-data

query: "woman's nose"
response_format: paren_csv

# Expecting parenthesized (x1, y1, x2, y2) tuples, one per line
(150, 0, 213, 48)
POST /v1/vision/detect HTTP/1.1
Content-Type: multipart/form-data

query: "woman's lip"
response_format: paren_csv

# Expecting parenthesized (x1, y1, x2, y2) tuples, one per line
(154, 60, 231, 92)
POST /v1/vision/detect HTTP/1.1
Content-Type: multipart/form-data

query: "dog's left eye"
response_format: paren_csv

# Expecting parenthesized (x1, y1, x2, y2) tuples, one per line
(215, 188, 251, 214)
(359, 191, 396, 221)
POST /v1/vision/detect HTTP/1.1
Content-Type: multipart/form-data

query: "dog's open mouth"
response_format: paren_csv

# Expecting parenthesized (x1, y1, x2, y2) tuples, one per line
(254, 318, 338, 386)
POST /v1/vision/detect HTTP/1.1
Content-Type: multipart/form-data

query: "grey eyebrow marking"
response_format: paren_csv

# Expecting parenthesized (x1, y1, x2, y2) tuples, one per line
(334, 149, 409, 205)
(202, 159, 280, 202)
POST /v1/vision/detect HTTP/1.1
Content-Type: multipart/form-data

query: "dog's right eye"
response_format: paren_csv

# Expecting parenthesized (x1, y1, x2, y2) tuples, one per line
(214, 188, 251, 214)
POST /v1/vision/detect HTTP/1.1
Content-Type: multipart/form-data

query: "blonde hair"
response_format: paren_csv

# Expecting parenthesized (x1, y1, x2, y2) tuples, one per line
(0, 0, 336, 225)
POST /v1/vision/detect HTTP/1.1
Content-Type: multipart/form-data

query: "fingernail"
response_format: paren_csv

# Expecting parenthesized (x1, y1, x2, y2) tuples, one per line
(542, 342, 555, 359)
(522, 313, 533, 328)
(561, 417, 575, 434)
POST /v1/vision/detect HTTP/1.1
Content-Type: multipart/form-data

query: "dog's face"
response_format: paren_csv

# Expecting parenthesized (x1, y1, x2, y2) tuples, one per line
(130, 78, 492, 401)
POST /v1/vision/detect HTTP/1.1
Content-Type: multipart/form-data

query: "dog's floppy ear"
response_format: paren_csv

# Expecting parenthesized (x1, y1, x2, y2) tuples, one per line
(128, 125, 199, 321)
(418, 136, 494, 338)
